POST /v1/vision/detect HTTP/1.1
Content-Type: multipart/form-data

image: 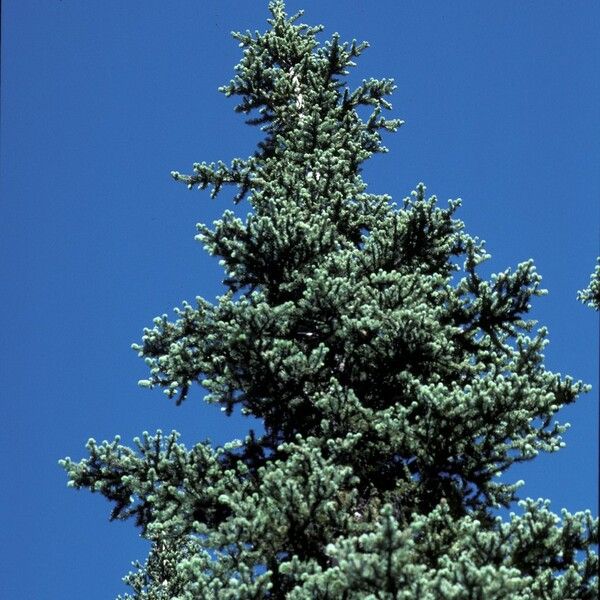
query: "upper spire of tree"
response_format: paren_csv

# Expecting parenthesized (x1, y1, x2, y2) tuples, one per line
(172, 0, 401, 205)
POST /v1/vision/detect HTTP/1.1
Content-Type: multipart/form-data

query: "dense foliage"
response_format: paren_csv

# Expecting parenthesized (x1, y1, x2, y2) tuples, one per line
(61, 3, 598, 598)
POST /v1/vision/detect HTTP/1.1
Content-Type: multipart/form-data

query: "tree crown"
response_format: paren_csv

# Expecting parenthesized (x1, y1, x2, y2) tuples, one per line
(61, 3, 598, 598)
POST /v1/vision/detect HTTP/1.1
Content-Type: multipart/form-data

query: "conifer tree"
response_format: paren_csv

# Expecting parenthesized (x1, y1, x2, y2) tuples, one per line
(61, 3, 598, 598)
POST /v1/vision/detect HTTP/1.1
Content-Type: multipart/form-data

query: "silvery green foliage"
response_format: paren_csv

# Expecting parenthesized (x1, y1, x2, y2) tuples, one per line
(60, 2, 598, 597)
(578, 258, 600, 311)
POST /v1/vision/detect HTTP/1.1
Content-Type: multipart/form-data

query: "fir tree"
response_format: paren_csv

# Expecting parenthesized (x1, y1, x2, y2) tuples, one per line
(61, 3, 598, 598)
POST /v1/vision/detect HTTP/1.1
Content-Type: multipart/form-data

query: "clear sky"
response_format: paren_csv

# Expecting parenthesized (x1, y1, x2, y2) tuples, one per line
(1, 1, 598, 598)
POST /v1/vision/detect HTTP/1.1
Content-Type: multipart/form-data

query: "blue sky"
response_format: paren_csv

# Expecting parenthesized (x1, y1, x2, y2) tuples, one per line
(1, 1, 598, 598)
